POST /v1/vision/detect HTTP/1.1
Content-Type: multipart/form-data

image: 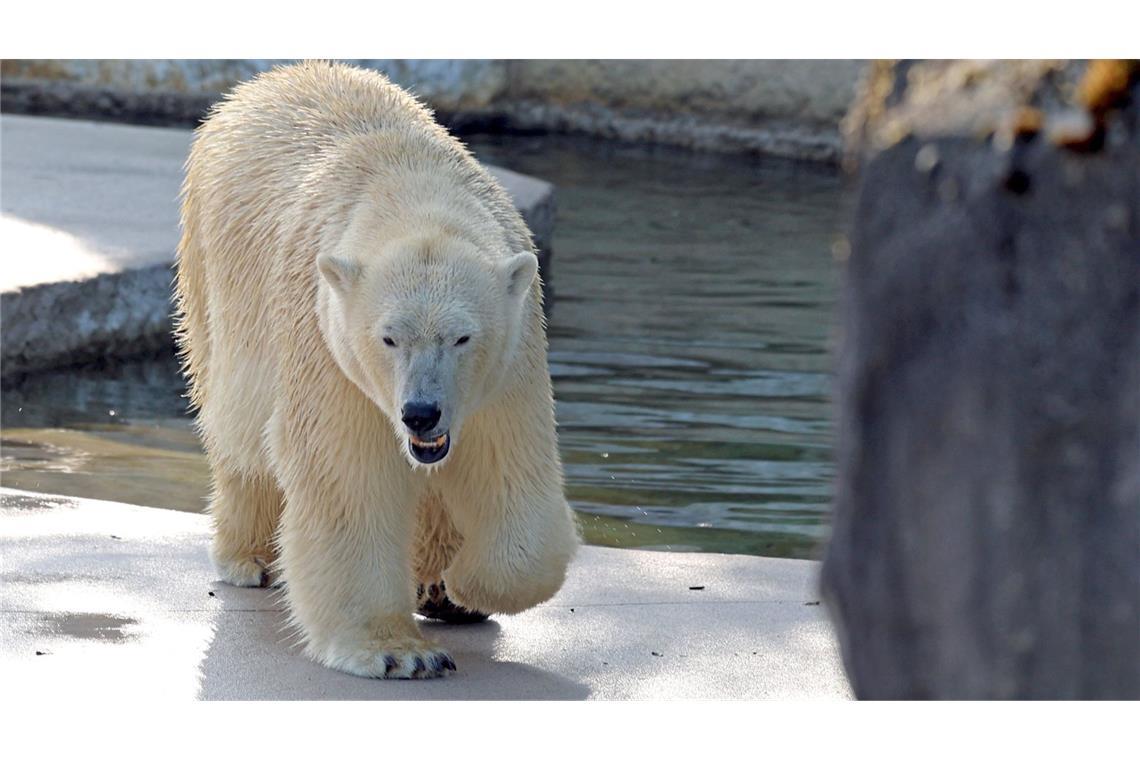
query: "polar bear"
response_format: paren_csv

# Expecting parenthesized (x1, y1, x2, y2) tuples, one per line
(174, 61, 578, 679)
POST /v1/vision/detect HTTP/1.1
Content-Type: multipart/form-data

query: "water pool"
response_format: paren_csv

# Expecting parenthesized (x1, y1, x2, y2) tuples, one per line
(1, 134, 849, 559)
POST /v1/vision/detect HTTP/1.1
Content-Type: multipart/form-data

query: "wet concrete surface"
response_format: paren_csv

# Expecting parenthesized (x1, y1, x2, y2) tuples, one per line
(0, 487, 851, 700)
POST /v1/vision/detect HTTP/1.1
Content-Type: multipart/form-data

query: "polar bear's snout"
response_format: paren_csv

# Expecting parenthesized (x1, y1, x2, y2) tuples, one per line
(403, 403, 451, 464)
(401, 401, 441, 434)
(401, 401, 452, 465)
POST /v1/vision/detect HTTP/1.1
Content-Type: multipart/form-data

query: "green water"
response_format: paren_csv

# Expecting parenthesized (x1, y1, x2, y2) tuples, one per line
(1, 135, 848, 559)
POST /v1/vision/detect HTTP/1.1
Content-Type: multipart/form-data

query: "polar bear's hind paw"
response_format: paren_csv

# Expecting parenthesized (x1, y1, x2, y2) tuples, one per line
(417, 582, 491, 624)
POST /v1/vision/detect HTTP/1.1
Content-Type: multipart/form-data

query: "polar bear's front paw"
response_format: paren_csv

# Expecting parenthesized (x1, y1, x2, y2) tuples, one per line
(320, 637, 456, 680)
(445, 560, 566, 615)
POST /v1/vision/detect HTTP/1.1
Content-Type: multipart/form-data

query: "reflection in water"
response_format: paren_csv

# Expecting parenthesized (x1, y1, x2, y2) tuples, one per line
(2, 355, 209, 512)
(0, 135, 847, 558)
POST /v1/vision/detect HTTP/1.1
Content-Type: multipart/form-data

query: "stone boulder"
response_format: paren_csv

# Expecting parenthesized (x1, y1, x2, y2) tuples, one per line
(821, 60, 1140, 699)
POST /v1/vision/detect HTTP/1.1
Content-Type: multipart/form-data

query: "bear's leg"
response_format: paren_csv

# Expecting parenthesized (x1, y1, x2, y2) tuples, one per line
(414, 490, 461, 584)
(437, 387, 579, 614)
(270, 386, 455, 679)
(439, 478, 578, 615)
(208, 469, 283, 588)
(194, 343, 282, 587)
(414, 492, 489, 624)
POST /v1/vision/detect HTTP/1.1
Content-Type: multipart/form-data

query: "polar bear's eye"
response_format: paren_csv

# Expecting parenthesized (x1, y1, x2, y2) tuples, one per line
(455, 336, 470, 346)
(382, 336, 397, 347)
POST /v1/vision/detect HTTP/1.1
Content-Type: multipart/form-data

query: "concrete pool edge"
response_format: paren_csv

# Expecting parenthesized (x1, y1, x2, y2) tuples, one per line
(0, 487, 853, 700)
(0, 114, 555, 378)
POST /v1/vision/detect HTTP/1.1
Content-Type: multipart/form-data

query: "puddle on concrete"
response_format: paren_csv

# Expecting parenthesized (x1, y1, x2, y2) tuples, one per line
(0, 134, 849, 559)
(1, 421, 208, 512)
(37, 612, 139, 642)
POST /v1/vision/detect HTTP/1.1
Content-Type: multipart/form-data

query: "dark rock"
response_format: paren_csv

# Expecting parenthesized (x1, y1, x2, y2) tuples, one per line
(822, 61, 1140, 699)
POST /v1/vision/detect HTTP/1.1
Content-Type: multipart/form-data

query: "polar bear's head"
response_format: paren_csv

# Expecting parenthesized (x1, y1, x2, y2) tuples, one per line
(316, 233, 538, 469)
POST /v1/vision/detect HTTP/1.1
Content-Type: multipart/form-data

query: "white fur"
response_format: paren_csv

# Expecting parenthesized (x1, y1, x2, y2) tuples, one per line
(174, 61, 578, 679)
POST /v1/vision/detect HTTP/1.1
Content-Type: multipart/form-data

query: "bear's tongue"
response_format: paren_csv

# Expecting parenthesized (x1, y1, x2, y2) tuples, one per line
(409, 433, 450, 464)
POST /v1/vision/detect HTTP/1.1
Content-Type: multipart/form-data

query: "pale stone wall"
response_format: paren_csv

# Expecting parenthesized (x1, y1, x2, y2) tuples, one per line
(0, 59, 508, 111)
(510, 60, 860, 126)
(1, 59, 866, 161)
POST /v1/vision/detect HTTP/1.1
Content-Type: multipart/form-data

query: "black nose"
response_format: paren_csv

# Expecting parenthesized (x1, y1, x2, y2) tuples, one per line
(401, 402, 441, 434)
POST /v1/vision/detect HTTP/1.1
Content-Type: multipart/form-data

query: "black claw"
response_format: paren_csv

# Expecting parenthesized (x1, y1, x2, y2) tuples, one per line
(257, 572, 270, 588)
(412, 656, 426, 676)
(384, 655, 398, 675)
(429, 653, 456, 672)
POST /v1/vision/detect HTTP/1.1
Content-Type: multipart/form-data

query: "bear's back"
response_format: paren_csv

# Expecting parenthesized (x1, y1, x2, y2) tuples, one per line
(188, 61, 457, 199)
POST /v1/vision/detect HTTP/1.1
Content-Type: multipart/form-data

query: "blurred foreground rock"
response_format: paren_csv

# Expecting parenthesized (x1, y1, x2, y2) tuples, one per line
(822, 60, 1139, 699)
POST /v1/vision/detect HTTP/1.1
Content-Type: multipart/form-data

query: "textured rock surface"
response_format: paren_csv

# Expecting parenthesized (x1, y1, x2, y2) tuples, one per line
(0, 115, 555, 378)
(821, 60, 1140, 699)
(2, 59, 865, 162)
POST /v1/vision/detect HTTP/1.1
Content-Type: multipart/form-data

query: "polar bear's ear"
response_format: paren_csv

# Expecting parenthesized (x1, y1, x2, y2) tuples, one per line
(317, 255, 361, 295)
(501, 251, 538, 306)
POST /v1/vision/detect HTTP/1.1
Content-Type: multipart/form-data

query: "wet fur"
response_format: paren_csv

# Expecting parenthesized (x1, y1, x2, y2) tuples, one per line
(174, 61, 578, 679)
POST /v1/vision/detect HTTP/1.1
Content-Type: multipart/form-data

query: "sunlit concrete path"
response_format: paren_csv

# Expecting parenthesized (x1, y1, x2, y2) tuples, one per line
(0, 114, 554, 376)
(0, 488, 851, 700)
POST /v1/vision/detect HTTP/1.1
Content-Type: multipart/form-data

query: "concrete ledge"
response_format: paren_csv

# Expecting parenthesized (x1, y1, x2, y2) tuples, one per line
(0, 115, 555, 378)
(1, 254, 176, 379)
(501, 100, 843, 163)
(0, 488, 850, 700)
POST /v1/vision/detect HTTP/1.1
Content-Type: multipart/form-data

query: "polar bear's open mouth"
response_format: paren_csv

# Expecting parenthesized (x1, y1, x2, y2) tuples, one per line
(408, 432, 451, 464)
